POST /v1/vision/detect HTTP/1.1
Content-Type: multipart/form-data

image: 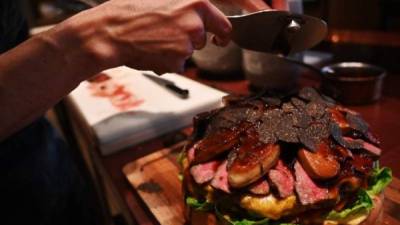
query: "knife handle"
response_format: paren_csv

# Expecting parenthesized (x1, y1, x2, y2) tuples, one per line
(165, 84, 189, 99)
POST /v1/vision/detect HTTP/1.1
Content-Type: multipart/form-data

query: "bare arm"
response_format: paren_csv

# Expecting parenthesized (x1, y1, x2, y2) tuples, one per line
(0, 0, 231, 140)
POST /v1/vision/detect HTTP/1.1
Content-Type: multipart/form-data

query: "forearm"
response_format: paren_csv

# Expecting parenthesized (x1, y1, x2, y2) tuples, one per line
(0, 0, 233, 140)
(0, 25, 102, 141)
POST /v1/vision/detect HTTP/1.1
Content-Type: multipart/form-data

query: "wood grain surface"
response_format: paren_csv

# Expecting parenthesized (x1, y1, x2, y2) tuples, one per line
(123, 146, 400, 225)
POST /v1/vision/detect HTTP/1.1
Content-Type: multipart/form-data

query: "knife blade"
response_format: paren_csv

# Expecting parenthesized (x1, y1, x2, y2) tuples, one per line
(142, 73, 189, 99)
(227, 10, 327, 55)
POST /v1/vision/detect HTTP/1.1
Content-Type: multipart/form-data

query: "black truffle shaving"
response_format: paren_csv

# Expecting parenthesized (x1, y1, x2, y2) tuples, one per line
(291, 97, 306, 110)
(306, 101, 327, 119)
(257, 109, 282, 144)
(299, 87, 322, 102)
(275, 114, 299, 143)
(282, 102, 297, 113)
(261, 97, 282, 107)
(291, 111, 312, 128)
(330, 122, 363, 149)
(299, 123, 330, 151)
(346, 113, 369, 134)
(345, 113, 381, 145)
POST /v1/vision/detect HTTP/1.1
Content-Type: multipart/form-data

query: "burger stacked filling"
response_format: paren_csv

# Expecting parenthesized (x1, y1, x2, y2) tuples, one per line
(180, 87, 392, 225)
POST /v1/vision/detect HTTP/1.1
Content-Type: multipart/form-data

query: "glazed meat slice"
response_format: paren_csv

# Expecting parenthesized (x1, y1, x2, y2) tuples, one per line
(248, 178, 270, 195)
(268, 160, 294, 198)
(211, 160, 230, 193)
(294, 161, 329, 205)
(190, 160, 220, 184)
(193, 128, 239, 164)
(297, 143, 340, 180)
(228, 129, 280, 188)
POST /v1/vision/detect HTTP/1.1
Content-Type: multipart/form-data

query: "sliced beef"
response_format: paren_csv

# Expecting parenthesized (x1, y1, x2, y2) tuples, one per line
(343, 137, 381, 156)
(248, 178, 270, 195)
(190, 160, 220, 184)
(294, 161, 329, 205)
(211, 160, 230, 193)
(268, 160, 294, 198)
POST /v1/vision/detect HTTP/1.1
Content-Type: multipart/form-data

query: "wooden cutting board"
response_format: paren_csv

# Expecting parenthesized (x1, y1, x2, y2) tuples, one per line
(123, 146, 400, 225)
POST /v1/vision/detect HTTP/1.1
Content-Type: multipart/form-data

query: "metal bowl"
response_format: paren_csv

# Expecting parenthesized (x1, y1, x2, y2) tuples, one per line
(320, 62, 386, 105)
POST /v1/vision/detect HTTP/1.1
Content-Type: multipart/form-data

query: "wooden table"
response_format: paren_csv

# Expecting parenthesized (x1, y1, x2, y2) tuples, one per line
(67, 68, 400, 225)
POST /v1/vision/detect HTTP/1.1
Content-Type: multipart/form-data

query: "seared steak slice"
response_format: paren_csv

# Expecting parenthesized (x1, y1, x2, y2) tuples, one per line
(343, 137, 381, 156)
(294, 161, 329, 205)
(211, 160, 230, 193)
(228, 129, 280, 188)
(248, 178, 270, 195)
(190, 160, 220, 184)
(268, 160, 294, 198)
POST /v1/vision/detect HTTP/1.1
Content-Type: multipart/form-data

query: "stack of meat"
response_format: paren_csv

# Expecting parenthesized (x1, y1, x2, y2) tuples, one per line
(181, 87, 384, 224)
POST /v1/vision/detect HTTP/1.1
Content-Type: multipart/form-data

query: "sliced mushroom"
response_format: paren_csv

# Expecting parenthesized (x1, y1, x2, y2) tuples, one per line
(298, 143, 340, 180)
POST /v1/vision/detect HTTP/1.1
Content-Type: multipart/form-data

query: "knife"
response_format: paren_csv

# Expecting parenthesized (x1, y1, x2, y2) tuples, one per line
(227, 10, 327, 55)
(142, 73, 190, 99)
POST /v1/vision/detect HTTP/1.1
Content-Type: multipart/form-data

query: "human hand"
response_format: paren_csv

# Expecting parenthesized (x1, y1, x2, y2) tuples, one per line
(49, 0, 231, 75)
(214, 0, 271, 12)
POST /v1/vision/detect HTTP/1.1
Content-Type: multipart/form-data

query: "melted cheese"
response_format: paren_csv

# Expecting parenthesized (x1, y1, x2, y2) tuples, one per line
(240, 194, 297, 220)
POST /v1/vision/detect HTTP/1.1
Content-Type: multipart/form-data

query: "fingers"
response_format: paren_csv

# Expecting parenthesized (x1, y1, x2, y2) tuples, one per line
(184, 11, 208, 50)
(192, 31, 207, 50)
(213, 0, 270, 12)
(195, 0, 232, 46)
(234, 0, 271, 12)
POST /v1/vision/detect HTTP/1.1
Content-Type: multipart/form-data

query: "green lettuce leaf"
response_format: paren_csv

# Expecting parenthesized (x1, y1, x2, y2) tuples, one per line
(176, 150, 185, 167)
(326, 166, 392, 222)
(326, 189, 373, 220)
(224, 218, 270, 225)
(186, 197, 213, 211)
(214, 203, 270, 225)
(214, 204, 297, 225)
(367, 166, 392, 196)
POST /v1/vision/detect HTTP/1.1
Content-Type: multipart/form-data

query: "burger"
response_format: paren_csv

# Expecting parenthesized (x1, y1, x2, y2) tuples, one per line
(179, 87, 392, 225)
